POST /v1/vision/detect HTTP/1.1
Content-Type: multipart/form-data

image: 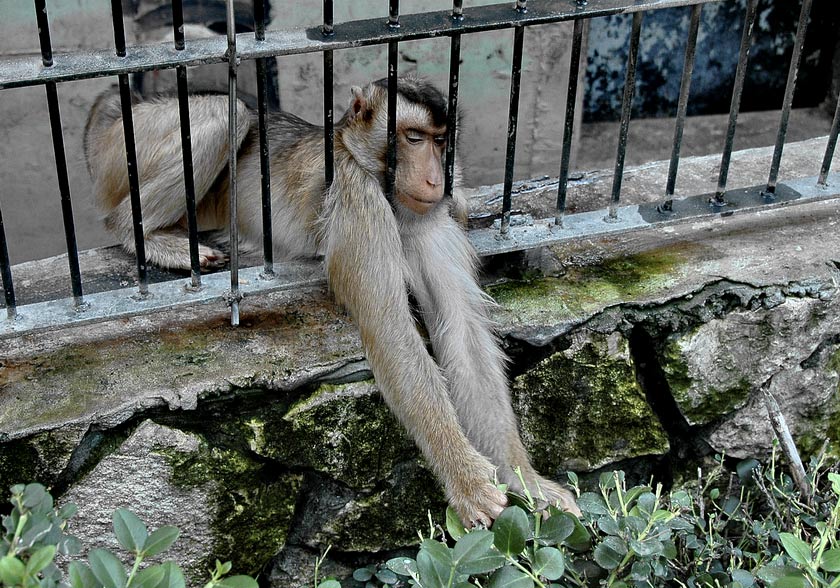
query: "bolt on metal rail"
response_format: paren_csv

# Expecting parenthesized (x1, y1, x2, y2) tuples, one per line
(0, 0, 837, 337)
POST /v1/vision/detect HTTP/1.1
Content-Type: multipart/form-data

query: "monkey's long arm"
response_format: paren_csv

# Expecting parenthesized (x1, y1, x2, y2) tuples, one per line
(320, 155, 508, 526)
(403, 214, 580, 514)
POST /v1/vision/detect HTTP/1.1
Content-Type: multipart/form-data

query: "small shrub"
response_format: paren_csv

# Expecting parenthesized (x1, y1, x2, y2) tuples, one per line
(348, 447, 840, 588)
(0, 483, 257, 588)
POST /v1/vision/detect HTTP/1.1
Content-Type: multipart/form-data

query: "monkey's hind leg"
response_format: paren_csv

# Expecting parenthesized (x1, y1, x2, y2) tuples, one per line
(97, 95, 250, 271)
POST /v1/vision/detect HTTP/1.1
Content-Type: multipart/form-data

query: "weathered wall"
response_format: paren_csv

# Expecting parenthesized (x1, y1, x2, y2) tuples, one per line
(0, 140, 838, 586)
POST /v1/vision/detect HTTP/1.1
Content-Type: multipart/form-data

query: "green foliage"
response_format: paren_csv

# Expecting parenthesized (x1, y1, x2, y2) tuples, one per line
(0, 484, 257, 588)
(352, 447, 840, 588)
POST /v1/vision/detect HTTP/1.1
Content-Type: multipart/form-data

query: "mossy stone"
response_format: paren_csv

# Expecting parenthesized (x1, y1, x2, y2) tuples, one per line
(512, 332, 669, 473)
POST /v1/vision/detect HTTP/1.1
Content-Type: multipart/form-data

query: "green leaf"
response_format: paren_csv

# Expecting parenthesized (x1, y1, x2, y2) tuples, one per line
(88, 549, 127, 588)
(826, 472, 840, 495)
(629, 538, 663, 558)
(385, 557, 417, 577)
(215, 561, 232, 577)
(156, 562, 185, 588)
(445, 507, 466, 541)
(417, 542, 451, 588)
(577, 493, 609, 516)
(375, 569, 399, 585)
(778, 533, 812, 566)
(539, 513, 575, 545)
(142, 527, 180, 558)
(770, 574, 809, 588)
(736, 459, 760, 482)
(622, 486, 652, 507)
(316, 580, 341, 588)
(353, 568, 374, 582)
(216, 575, 258, 588)
(132, 565, 166, 588)
(492, 507, 529, 557)
(635, 492, 657, 514)
(25, 545, 56, 574)
(113, 510, 148, 554)
(596, 517, 620, 536)
(487, 566, 534, 588)
(58, 504, 79, 521)
(69, 562, 100, 588)
(453, 530, 500, 575)
(567, 472, 578, 487)
(0, 554, 26, 586)
(22, 484, 47, 509)
(533, 548, 564, 581)
(593, 537, 627, 570)
(821, 548, 840, 572)
(731, 569, 755, 587)
(563, 513, 591, 552)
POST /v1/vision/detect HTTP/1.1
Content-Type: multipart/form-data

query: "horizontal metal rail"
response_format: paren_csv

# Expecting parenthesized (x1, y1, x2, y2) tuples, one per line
(2, 173, 837, 339)
(0, 0, 720, 90)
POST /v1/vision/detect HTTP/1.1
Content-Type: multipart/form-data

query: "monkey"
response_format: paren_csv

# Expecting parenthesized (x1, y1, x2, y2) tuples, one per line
(84, 77, 580, 526)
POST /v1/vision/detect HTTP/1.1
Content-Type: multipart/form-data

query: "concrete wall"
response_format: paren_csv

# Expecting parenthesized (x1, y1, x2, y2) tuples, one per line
(0, 0, 581, 264)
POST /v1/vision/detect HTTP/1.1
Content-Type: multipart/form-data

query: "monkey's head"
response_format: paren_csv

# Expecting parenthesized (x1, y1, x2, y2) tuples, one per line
(340, 77, 449, 216)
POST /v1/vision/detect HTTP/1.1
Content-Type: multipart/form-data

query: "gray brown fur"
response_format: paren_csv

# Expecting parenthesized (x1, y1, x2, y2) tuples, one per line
(84, 78, 579, 525)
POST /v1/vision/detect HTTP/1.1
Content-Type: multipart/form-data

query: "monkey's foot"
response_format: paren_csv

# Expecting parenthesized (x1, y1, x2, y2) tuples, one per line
(138, 233, 227, 272)
(196, 244, 227, 272)
(533, 477, 582, 517)
(448, 481, 508, 528)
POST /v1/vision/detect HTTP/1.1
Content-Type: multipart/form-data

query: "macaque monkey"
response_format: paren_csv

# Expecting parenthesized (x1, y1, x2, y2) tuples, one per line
(84, 77, 579, 526)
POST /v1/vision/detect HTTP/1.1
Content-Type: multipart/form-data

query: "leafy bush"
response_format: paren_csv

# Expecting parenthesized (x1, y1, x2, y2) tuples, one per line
(340, 448, 840, 588)
(0, 483, 257, 588)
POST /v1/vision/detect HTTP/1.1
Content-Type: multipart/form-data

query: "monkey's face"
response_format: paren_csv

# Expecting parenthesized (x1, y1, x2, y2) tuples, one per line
(395, 123, 447, 216)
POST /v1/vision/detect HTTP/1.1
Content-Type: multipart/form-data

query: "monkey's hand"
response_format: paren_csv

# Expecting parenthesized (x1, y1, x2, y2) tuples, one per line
(525, 476, 582, 518)
(446, 459, 508, 528)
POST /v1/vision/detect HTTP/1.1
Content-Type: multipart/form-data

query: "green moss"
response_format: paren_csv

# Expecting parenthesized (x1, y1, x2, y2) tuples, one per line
(512, 333, 669, 472)
(488, 244, 695, 325)
(250, 381, 416, 489)
(799, 347, 840, 458)
(163, 438, 302, 576)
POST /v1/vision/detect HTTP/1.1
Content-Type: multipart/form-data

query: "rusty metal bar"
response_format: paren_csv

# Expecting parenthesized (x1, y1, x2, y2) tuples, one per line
(226, 0, 241, 326)
(818, 94, 840, 187)
(501, 21, 526, 235)
(662, 2, 702, 209)
(444, 0, 463, 198)
(765, 0, 813, 196)
(555, 17, 585, 226)
(713, 0, 759, 204)
(607, 10, 643, 221)
(0, 200, 15, 320)
(323, 0, 335, 191)
(254, 0, 275, 278)
(385, 1, 400, 201)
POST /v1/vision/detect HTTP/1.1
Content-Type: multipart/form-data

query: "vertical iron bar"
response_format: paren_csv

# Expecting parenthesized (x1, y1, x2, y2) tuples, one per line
(818, 93, 840, 187)
(555, 17, 584, 227)
(713, 0, 759, 204)
(765, 0, 813, 196)
(254, 0, 274, 277)
(0, 202, 15, 320)
(36, 0, 84, 305)
(111, 0, 148, 295)
(172, 0, 202, 287)
(501, 23, 525, 235)
(385, 1, 400, 201)
(444, 0, 463, 198)
(663, 3, 702, 207)
(323, 0, 335, 190)
(607, 10, 643, 222)
(226, 0, 241, 326)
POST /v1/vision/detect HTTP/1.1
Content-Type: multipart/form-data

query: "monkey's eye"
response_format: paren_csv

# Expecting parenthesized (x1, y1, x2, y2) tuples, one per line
(433, 135, 447, 147)
(405, 133, 424, 145)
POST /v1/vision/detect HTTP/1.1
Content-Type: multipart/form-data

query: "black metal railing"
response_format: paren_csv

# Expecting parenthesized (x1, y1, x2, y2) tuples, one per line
(0, 0, 838, 336)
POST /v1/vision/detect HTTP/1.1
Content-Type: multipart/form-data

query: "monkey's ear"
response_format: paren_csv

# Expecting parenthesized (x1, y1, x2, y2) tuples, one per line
(348, 86, 367, 122)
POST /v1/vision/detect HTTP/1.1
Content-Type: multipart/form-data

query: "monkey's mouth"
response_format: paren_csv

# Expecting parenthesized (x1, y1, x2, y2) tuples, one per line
(407, 195, 442, 213)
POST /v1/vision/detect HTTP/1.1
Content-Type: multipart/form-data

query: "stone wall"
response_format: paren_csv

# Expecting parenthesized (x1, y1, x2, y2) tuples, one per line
(0, 140, 838, 586)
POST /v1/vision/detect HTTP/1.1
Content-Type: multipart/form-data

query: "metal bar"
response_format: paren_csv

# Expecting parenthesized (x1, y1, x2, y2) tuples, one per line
(0, 201, 16, 320)
(713, 0, 758, 204)
(111, 0, 149, 295)
(555, 17, 585, 226)
(501, 23, 525, 235)
(226, 0, 241, 326)
(172, 0, 202, 287)
(1, 0, 724, 90)
(255, 0, 274, 277)
(607, 10, 643, 221)
(5, 175, 839, 339)
(765, 0, 813, 196)
(36, 0, 84, 305)
(663, 2, 702, 206)
(444, 0, 463, 198)
(45, 83, 85, 304)
(323, 0, 335, 190)
(818, 94, 840, 187)
(385, 1, 400, 202)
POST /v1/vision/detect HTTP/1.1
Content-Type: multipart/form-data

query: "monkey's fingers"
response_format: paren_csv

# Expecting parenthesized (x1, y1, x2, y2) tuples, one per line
(198, 245, 228, 272)
(535, 478, 582, 518)
(451, 482, 508, 528)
